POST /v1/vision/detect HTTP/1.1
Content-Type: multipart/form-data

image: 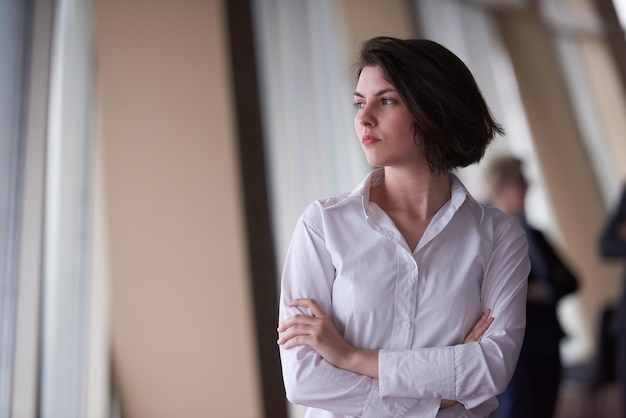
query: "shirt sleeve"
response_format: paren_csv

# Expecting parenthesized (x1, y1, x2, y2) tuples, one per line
(378, 217, 530, 410)
(279, 208, 418, 417)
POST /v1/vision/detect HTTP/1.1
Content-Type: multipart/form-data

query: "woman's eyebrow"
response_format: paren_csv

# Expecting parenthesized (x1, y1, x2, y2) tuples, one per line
(353, 88, 397, 97)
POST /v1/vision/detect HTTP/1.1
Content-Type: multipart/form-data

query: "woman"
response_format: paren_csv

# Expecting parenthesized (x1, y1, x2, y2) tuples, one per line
(277, 37, 530, 418)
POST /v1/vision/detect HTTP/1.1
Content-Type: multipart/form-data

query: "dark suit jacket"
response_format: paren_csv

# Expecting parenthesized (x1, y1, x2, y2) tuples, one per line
(522, 223, 579, 357)
(600, 186, 626, 333)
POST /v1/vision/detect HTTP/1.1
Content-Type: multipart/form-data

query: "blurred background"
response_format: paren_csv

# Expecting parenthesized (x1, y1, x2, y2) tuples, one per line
(1, 0, 625, 417)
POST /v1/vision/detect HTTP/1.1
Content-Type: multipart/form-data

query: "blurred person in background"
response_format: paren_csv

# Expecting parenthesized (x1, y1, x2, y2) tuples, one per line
(600, 183, 626, 417)
(487, 156, 579, 418)
(276, 37, 531, 417)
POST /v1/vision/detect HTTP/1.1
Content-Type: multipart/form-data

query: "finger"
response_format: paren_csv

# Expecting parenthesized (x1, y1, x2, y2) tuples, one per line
(464, 310, 494, 343)
(471, 317, 494, 342)
(477, 309, 491, 324)
(279, 334, 312, 350)
(469, 319, 490, 339)
(277, 324, 312, 345)
(277, 314, 317, 333)
(472, 316, 494, 341)
(466, 310, 489, 337)
(288, 298, 328, 318)
(440, 400, 458, 409)
(473, 310, 493, 333)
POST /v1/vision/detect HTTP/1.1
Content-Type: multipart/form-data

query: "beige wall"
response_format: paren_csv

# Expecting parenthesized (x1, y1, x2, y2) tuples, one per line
(339, 0, 416, 62)
(96, 1, 261, 417)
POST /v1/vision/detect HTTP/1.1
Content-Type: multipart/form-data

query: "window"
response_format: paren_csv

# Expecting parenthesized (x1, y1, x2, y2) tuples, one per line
(0, 1, 29, 414)
(0, 1, 105, 417)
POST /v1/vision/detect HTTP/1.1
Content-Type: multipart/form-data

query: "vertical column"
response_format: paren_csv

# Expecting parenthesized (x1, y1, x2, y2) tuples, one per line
(225, 0, 287, 416)
(495, 5, 623, 352)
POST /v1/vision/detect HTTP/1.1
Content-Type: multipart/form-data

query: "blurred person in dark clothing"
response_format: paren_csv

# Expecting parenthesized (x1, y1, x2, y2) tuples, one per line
(487, 156, 579, 418)
(600, 183, 626, 417)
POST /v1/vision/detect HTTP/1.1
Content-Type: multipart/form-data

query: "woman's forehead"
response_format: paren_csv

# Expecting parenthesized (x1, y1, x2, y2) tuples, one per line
(355, 66, 394, 91)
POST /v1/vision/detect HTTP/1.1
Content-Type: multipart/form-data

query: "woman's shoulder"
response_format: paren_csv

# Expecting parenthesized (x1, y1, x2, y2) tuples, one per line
(300, 192, 360, 223)
(462, 196, 525, 236)
(485, 206, 526, 244)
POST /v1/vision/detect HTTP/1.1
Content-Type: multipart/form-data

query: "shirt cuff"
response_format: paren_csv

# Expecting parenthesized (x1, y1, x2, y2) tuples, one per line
(387, 398, 440, 418)
(378, 347, 456, 400)
(362, 380, 421, 418)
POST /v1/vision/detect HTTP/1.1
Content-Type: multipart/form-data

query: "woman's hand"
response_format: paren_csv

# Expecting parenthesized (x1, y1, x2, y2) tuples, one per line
(277, 298, 378, 377)
(279, 301, 494, 397)
(463, 309, 494, 343)
(441, 309, 494, 409)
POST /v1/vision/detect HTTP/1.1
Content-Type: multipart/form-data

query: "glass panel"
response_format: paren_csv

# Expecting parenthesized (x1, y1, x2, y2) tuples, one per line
(39, 0, 95, 417)
(0, 1, 28, 416)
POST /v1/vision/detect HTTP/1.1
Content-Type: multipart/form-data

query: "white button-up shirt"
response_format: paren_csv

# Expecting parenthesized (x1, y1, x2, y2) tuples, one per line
(279, 169, 530, 418)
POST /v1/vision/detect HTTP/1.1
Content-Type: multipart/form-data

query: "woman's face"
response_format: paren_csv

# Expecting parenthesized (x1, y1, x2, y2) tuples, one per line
(354, 66, 422, 168)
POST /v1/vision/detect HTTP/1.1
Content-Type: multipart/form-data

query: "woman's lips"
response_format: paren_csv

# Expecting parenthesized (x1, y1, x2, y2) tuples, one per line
(362, 134, 380, 146)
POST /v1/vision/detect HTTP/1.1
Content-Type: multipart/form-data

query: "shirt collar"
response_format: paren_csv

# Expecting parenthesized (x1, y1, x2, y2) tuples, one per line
(326, 168, 470, 219)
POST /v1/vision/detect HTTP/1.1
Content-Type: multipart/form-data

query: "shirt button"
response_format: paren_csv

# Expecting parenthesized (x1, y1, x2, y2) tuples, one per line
(402, 321, 411, 329)
(407, 263, 416, 271)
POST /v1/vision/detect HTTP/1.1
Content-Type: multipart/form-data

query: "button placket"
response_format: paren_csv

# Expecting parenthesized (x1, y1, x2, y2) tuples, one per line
(403, 260, 417, 335)
(391, 251, 418, 348)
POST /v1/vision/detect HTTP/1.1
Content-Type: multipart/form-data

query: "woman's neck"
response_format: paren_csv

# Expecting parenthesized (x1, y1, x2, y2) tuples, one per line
(370, 166, 451, 220)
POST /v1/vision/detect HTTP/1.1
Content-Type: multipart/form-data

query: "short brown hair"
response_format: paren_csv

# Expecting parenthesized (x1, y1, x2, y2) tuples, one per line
(356, 37, 504, 174)
(486, 155, 526, 191)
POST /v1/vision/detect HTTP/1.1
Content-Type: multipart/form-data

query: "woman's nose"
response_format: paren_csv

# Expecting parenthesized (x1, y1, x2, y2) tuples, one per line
(357, 105, 376, 127)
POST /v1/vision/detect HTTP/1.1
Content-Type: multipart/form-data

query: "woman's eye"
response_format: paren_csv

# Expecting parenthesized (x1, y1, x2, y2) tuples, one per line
(353, 101, 365, 109)
(382, 97, 396, 105)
